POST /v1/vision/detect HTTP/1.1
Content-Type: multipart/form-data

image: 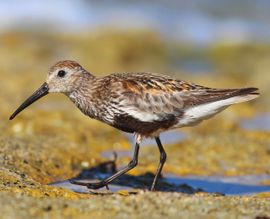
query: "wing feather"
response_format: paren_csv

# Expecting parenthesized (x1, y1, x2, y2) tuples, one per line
(107, 72, 258, 124)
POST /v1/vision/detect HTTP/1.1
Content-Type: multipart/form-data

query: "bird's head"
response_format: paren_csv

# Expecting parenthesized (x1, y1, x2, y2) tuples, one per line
(46, 60, 86, 93)
(9, 60, 90, 120)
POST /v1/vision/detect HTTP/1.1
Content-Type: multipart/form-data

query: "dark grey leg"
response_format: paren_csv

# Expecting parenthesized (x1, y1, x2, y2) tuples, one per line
(150, 137, 167, 191)
(70, 142, 140, 189)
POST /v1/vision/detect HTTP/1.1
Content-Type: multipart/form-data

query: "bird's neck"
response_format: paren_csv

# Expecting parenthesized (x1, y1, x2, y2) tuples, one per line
(67, 73, 97, 117)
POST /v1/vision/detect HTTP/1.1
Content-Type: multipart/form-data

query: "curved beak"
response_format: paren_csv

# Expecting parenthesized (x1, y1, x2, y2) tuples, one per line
(9, 82, 49, 120)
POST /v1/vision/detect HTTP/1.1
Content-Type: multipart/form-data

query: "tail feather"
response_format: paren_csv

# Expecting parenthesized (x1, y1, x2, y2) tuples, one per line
(223, 87, 260, 104)
(232, 87, 260, 96)
(178, 87, 260, 127)
(189, 87, 260, 106)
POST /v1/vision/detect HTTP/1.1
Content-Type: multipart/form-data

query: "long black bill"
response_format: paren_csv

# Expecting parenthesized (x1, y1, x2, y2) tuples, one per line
(9, 82, 49, 120)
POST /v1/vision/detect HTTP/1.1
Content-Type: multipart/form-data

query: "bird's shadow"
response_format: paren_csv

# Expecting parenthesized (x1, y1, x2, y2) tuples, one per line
(50, 156, 270, 195)
(50, 157, 201, 194)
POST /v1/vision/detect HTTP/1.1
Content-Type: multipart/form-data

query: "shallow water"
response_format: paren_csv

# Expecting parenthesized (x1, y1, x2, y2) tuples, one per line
(50, 178, 132, 194)
(51, 174, 270, 195)
(165, 174, 270, 195)
(51, 159, 270, 196)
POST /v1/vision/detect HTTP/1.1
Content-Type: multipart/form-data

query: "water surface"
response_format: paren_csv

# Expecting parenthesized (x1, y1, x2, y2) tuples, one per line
(51, 163, 270, 195)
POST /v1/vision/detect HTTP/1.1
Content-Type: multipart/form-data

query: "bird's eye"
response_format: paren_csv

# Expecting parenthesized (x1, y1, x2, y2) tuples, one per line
(57, 70, 66, 77)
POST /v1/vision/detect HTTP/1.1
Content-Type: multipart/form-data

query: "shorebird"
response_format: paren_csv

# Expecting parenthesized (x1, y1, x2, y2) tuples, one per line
(10, 60, 259, 191)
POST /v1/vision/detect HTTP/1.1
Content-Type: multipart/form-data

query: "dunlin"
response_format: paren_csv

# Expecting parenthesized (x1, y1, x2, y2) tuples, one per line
(10, 60, 259, 191)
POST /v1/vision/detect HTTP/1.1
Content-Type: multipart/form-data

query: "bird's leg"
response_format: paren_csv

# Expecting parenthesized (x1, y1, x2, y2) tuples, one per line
(150, 137, 167, 191)
(70, 142, 140, 190)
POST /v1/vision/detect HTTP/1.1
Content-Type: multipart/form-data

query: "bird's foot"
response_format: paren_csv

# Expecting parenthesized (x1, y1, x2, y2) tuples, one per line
(86, 182, 108, 190)
(69, 179, 109, 190)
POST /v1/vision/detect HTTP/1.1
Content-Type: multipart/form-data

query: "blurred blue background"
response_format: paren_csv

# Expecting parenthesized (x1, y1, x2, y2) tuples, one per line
(2, 0, 270, 44)
(0, 0, 269, 118)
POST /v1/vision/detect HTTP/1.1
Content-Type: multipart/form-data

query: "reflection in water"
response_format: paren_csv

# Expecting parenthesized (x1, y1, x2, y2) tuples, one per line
(50, 158, 199, 194)
(50, 159, 270, 195)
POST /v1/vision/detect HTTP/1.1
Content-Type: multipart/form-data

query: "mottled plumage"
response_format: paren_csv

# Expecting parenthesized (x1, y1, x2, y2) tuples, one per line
(10, 60, 260, 191)
(65, 68, 259, 137)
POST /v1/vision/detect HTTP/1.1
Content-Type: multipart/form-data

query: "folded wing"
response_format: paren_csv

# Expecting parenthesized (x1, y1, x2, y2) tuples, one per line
(110, 72, 259, 131)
